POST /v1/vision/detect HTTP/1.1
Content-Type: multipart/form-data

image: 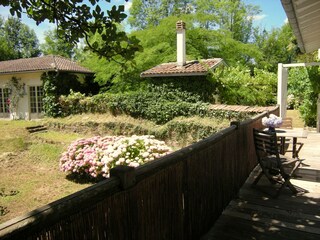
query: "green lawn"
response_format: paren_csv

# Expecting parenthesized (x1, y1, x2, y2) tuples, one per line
(0, 120, 93, 224)
(286, 109, 305, 128)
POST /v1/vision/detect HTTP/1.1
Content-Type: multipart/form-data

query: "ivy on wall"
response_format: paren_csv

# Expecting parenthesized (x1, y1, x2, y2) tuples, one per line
(41, 72, 61, 117)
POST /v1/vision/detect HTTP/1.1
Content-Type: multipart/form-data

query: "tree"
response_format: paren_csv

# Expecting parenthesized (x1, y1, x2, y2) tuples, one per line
(211, 66, 277, 106)
(0, 16, 40, 59)
(41, 29, 76, 58)
(81, 15, 261, 91)
(129, 0, 259, 43)
(253, 23, 298, 72)
(129, 0, 193, 30)
(0, 0, 141, 62)
(288, 66, 320, 127)
(0, 17, 16, 60)
(194, 0, 260, 43)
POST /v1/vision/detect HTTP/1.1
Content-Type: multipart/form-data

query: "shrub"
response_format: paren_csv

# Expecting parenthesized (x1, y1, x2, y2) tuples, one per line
(211, 66, 277, 106)
(59, 135, 172, 179)
(288, 66, 320, 127)
(58, 91, 257, 124)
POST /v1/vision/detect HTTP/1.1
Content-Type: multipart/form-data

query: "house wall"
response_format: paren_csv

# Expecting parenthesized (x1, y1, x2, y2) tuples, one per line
(0, 72, 43, 120)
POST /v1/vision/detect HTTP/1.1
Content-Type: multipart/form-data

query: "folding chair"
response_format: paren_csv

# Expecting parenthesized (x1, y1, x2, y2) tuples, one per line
(252, 128, 303, 198)
(277, 117, 304, 158)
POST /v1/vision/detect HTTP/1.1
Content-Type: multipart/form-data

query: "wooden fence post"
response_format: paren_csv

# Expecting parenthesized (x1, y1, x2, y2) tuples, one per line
(317, 93, 320, 133)
(110, 166, 136, 190)
(230, 121, 240, 130)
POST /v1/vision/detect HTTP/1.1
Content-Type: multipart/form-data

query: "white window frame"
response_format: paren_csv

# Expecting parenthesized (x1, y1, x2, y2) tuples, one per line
(29, 86, 44, 114)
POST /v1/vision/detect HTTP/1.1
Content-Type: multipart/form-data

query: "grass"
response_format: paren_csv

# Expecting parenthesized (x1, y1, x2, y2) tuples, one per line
(0, 120, 93, 224)
(286, 109, 305, 128)
(0, 113, 229, 224)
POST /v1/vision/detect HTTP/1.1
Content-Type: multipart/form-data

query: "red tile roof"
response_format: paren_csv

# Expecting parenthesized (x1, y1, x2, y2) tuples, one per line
(0, 55, 93, 74)
(140, 58, 224, 78)
(209, 104, 278, 113)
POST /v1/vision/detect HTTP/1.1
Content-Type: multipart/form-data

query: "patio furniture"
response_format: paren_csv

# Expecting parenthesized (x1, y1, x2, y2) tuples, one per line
(276, 117, 305, 158)
(252, 128, 303, 198)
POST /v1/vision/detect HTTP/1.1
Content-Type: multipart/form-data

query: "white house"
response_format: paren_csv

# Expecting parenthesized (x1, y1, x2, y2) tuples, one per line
(0, 55, 93, 120)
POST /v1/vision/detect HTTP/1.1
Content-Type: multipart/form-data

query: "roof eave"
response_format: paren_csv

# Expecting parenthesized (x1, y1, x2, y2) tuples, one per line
(0, 69, 55, 75)
(0, 69, 93, 75)
(140, 72, 207, 78)
(281, 0, 306, 53)
(140, 59, 225, 78)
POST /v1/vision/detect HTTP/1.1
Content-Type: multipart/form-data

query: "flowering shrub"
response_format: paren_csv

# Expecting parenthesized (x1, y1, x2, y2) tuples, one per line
(60, 135, 172, 179)
(262, 114, 282, 128)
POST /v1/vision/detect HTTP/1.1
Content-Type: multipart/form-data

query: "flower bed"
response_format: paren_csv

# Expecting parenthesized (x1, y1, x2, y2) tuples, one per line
(59, 135, 172, 179)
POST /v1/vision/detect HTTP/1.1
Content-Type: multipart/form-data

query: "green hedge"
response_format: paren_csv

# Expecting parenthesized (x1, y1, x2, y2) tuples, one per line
(59, 91, 256, 124)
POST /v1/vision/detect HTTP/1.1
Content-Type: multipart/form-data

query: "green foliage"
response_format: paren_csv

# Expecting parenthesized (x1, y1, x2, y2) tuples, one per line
(288, 67, 311, 109)
(59, 91, 88, 116)
(288, 66, 320, 127)
(253, 24, 298, 73)
(40, 29, 76, 58)
(81, 14, 262, 90)
(58, 77, 218, 123)
(129, 0, 193, 30)
(42, 73, 61, 118)
(194, 0, 260, 43)
(58, 88, 256, 125)
(1, 0, 141, 61)
(129, 0, 259, 44)
(211, 66, 277, 106)
(0, 16, 40, 60)
(163, 116, 229, 145)
(41, 71, 99, 117)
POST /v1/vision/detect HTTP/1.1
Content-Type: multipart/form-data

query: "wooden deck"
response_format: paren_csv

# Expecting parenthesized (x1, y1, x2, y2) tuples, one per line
(201, 131, 320, 240)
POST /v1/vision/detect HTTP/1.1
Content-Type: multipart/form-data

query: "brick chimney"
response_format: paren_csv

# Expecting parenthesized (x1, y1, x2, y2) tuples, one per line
(176, 20, 186, 67)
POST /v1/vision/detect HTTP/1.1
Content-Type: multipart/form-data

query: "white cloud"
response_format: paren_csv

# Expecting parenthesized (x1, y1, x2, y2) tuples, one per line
(284, 18, 289, 24)
(124, 2, 132, 11)
(248, 14, 267, 21)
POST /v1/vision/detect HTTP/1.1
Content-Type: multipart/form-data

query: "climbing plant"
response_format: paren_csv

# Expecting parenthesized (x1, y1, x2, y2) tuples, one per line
(41, 73, 61, 117)
(5, 77, 25, 119)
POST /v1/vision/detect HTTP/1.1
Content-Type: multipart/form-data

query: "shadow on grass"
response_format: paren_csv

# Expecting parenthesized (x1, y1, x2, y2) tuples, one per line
(65, 173, 105, 184)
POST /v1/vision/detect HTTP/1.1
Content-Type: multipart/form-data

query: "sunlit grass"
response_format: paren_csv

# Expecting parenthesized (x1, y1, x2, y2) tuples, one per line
(286, 109, 305, 128)
(0, 137, 27, 152)
(33, 130, 89, 144)
(0, 120, 93, 224)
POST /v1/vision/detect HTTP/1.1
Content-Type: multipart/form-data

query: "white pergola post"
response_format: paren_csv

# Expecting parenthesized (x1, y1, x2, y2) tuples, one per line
(318, 93, 320, 132)
(277, 63, 288, 118)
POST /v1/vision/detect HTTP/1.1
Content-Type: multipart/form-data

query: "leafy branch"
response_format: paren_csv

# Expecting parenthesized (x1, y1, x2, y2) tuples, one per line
(1, 0, 142, 63)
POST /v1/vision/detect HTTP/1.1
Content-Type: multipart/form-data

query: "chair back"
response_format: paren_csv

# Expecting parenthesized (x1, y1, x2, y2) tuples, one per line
(253, 128, 279, 158)
(252, 129, 303, 197)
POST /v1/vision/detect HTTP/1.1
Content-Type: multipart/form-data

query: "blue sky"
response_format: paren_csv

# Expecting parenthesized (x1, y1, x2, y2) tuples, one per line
(245, 0, 288, 30)
(0, 0, 287, 44)
(0, 0, 131, 43)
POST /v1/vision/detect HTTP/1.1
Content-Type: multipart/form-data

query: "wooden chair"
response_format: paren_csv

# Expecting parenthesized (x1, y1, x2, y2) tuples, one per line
(252, 128, 303, 198)
(277, 117, 304, 158)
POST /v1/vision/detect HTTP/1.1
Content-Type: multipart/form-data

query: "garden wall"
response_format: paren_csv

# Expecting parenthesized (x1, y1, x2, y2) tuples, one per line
(0, 107, 279, 240)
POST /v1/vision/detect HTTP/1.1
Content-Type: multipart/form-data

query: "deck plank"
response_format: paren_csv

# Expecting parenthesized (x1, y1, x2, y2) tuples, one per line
(201, 131, 320, 240)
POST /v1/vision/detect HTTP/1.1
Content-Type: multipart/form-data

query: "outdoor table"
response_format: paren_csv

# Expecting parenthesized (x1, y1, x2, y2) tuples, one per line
(275, 128, 308, 158)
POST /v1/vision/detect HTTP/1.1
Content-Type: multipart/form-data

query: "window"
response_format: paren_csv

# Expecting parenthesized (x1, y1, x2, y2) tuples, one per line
(29, 86, 43, 113)
(0, 88, 10, 113)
